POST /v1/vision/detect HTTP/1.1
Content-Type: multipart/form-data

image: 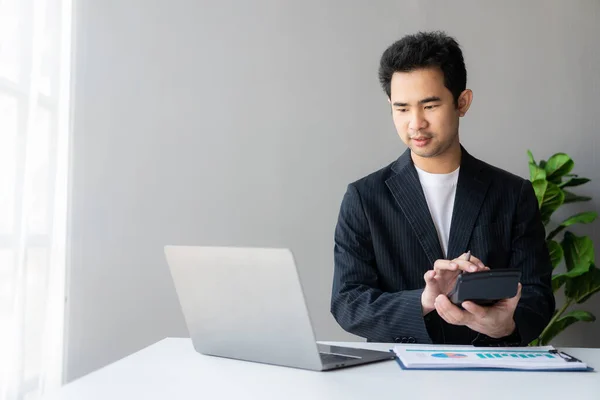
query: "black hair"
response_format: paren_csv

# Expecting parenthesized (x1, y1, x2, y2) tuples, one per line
(378, 31, 467, 105)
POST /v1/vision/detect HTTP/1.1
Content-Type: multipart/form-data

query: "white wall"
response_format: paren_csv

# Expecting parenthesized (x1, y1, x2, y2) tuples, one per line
(65, 0, 600, 381)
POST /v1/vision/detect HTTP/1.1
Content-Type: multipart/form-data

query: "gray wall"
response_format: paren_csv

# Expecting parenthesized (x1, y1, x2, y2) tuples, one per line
(65, 0, 600, 382)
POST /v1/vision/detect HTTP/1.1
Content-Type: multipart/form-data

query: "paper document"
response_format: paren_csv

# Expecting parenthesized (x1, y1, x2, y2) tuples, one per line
(393, 345, 591, 371)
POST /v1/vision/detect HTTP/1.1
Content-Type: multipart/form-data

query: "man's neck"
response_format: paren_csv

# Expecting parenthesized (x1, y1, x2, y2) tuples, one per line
(411, 143, 462, 174)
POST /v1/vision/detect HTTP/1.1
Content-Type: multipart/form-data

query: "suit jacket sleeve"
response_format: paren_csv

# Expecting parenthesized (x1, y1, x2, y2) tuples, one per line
(330, 183, 434, 343)
(476, 179, 555, 346)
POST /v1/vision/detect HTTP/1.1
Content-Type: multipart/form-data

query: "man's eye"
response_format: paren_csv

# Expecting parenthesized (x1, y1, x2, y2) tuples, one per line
(425, 105, 438, 110)
(397, 109, 407, 113)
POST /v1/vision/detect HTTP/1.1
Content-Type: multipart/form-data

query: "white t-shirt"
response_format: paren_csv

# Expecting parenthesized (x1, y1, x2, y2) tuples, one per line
(415, 165, 460, 258)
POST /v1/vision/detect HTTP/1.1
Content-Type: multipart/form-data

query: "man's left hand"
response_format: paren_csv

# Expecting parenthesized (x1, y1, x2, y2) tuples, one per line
(434, 283, 522, 339)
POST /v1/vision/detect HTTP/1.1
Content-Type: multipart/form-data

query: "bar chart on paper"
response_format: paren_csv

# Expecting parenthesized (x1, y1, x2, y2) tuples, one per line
(473, 351, 555, 359)
(393, 345, 592, 371)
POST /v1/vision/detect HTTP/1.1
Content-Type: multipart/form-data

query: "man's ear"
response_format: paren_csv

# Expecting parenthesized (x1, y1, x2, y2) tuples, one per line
(457, 89, 473, 117)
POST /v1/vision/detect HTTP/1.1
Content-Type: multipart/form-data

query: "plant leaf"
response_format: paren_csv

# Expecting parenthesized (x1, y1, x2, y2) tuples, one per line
(539, 182, 564, 224)
(531, 179, 547, 209)
(559, 177, 590, 188)
(561, 211, 598, 227)
(544, 153, 574, 183)
(561, 231, 595, 273)
(563, 190, 591, 204)
(547, 240, 563, 269)
(547, 212, 598, 240)
(552, 260, 593, 292)
(529, 163, 546, 181)
(561, 310, 596, 322)
(566, 265, 600, 303)
(538, 310, 595, 345)
(552, 260, 592, 291)
(527, 150, 536, 165)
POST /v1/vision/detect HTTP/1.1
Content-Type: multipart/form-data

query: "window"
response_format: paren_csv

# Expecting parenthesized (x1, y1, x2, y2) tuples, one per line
(0, 0, 72, 398)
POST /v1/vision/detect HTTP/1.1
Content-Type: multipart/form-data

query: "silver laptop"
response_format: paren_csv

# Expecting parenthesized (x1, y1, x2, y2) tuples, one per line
(164, 245, 395, 371)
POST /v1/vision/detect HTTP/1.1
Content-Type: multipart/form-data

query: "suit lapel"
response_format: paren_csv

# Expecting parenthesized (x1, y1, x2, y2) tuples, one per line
(446, 148, 492, 260)
(385, 146, 492, 264)
(385, 148, 444, 266)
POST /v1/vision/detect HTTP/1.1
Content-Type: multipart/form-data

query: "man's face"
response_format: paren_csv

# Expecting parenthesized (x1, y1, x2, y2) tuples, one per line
(389, 67, 468, 160)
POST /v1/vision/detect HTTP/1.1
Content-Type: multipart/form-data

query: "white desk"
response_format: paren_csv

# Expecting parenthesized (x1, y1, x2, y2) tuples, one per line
(44, 338, 599, 400)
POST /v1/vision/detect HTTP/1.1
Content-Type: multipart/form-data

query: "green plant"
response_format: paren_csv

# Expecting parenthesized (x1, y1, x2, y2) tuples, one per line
(526, 151, 600, 346)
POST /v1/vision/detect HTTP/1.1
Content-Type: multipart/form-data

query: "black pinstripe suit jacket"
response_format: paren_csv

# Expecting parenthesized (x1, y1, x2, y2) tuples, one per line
(331, 146, 555, 345)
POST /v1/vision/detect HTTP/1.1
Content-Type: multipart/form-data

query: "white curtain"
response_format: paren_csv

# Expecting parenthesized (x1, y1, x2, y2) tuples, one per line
(0, 0, 72, 399)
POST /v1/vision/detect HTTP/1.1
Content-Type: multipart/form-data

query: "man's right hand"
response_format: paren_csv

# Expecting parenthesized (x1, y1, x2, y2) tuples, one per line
(421, 252, 489, 315)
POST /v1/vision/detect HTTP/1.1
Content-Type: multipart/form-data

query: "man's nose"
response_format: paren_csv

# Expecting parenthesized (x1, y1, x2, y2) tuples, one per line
(408, 110, 428, 132)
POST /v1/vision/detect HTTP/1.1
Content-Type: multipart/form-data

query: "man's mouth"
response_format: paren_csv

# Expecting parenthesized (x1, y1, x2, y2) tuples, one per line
(412, 137, 431, 147)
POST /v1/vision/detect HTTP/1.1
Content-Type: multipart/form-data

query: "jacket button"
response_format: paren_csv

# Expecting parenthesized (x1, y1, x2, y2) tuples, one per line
(408, 337, 416, 343)
(394, 337, 402, 343)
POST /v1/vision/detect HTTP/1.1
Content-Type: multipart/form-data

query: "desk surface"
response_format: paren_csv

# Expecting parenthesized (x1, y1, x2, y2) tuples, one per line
(44, 338, 600, 400)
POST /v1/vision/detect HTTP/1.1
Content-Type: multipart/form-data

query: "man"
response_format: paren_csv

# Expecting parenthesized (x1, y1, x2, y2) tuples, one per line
(330, 31, 554, 346)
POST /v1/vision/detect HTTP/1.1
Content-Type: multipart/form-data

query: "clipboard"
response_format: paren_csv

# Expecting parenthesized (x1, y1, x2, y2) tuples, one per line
(391, 345, 594, 372)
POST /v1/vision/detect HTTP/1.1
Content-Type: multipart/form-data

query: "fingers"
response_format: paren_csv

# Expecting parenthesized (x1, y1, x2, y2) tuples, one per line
(495, 282, 523, 309)
(421, 270, 439, 315)
(423, 269, 436, 283)
(423, 269, 438, 292)
(450, 258, 489, 273)
(466, 255, 486, 269)
(433, 259, 458, 272)
(434, 253, 488, 273)
(434, 295, 471, 326)
(462, 301, 488, 319)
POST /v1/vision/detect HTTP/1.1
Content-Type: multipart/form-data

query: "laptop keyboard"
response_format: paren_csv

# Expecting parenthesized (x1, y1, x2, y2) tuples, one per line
(319, 352, 360, 364)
